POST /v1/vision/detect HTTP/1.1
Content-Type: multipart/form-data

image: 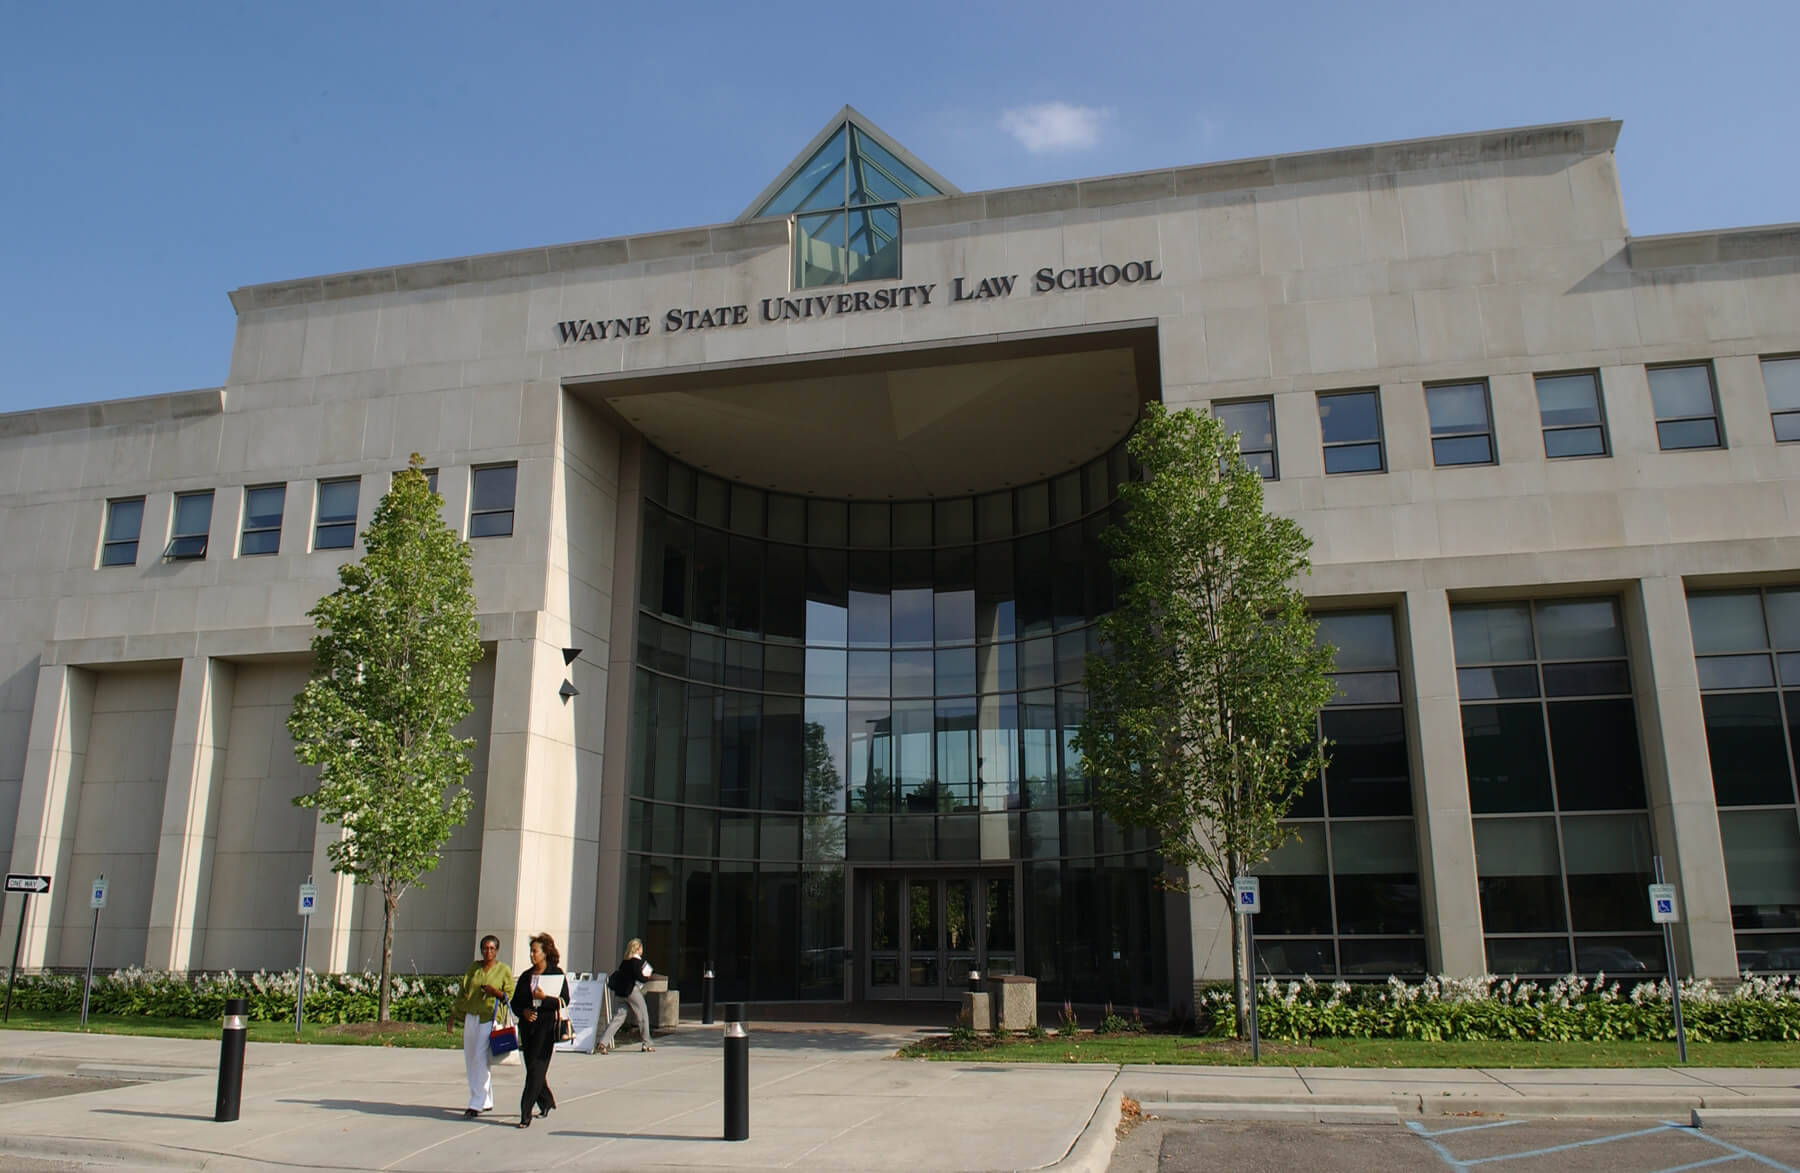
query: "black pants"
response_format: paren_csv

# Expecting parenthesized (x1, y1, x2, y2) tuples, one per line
(519, 1026, 557, 1120)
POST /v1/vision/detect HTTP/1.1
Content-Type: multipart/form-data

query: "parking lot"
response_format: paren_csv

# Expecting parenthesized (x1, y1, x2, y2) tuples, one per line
(1111, 1117, 1800, 1172)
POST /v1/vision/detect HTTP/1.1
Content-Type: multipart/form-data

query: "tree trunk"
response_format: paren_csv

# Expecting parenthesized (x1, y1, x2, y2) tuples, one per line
(379, 887, 396, 1023)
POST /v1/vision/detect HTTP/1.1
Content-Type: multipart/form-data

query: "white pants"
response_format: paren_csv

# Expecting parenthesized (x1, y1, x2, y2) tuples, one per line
(462, 1013, 494, 1110)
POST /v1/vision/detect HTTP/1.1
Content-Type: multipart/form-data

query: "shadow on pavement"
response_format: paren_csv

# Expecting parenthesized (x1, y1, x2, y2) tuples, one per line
(552, 1131, 722, 1142)
(94, 1108, 215, 1122)
(279, 1098, 471, 1120)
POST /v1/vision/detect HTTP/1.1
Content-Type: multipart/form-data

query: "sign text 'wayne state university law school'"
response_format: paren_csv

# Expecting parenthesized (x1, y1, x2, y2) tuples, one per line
(554, 259, 1163, 345)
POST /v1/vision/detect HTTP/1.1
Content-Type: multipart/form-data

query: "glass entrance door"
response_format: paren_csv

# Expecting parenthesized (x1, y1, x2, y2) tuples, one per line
(861, 871, 1014, 1000)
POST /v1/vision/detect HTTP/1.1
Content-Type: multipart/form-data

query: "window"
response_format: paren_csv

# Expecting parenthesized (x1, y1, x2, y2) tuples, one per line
(1254, 610, 1426, 977)
(1213, 398, 1277, 479)
(1762, 356, 1800, 443)
(1317, 390, 1384, 474)
(1686, 588, 1800, 972)
(756, 121, 942, 289)
(1425, 381, 1496, 466)
(163, 491, 213, 560)
(100, 497, 144, 567)
(470, 463, 517, 538)
(1535, 371, 1609, 458)
(1648, 363, 1723, 450)
(240, 485, 284, 556)
(392, 467, 439, 493)
(1453, 598, 1660, 976)
(314, 478, 359, 550)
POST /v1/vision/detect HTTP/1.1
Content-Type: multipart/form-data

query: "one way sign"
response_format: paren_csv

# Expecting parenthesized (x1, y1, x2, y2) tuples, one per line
(5, 874, 51, 895)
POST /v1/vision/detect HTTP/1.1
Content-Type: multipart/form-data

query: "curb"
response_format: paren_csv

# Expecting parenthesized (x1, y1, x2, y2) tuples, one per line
(1041, 1081, 1125, 1172)
(0, 1055, 211, 1081)
(1145, 1102, 1400, 1125)
(1692, 1107, 1800, 1128)
(0, 1133, 208, 1170)
(1124, 1086, 1800, 1120)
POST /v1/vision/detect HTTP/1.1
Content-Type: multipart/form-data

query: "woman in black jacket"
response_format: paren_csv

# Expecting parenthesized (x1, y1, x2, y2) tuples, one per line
(597, 938, 654, 1054)
(509, 932, 566, 1128)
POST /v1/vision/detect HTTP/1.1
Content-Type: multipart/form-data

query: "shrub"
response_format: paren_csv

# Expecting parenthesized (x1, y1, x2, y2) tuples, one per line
(1196, 974, 1800, 1044)
(6, 969, 459, 1024)
(1058, 999, 1080, 1038)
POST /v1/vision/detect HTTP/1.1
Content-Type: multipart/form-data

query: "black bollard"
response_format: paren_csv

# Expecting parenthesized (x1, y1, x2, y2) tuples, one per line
(722, 1002, 748, 1141)
(701, 962, 715, 1025)
(215, 997, 248, 1122)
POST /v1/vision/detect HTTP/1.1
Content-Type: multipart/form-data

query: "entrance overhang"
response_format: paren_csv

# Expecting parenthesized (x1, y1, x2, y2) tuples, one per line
(565, 323, 1161, 499)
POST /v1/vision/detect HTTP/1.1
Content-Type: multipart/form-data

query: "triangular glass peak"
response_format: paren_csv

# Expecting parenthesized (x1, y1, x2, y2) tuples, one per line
(740, 107, 957, 223)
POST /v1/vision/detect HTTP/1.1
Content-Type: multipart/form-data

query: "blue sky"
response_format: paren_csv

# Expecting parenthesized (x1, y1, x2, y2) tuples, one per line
(2, 0, 1795, 413)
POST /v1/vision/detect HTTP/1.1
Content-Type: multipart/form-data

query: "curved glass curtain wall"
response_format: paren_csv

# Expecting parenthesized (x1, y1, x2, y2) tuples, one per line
(626, 442, 1166, 1005)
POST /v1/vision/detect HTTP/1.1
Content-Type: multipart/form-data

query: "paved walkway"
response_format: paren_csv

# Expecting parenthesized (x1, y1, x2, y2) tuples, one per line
(0, 1026, 1796, 1170)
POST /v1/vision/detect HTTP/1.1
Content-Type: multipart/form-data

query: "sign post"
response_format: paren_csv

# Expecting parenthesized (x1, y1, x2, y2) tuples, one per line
(82, 875, 107, 1027)
(1649, 858, 1686, 1064)
(295, 879, 316, 1036)
(556, 974, 602, 1054)
(4, 873, 52, 1024)
(1233, 876, 1262, 1063)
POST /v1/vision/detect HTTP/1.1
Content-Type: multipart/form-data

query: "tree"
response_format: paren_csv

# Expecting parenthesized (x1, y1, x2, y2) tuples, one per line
(289, 456, 483, 1021)
(1073, 404, 1334, 1036)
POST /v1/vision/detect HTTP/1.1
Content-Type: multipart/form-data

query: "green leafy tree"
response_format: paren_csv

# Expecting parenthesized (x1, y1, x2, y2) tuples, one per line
(1074, 404, 1334, 1036)
(288, 457, 482, 1020)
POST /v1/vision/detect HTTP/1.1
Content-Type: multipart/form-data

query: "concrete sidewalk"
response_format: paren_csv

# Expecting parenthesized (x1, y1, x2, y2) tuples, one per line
(1, 1027, 1797, 1170)
(0, 1025, 1115, 1171)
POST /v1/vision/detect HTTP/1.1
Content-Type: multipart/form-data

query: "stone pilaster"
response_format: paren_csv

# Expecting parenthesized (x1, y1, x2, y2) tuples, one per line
(4, 663, 96, 967)
(145, 656, 235, 971)
(1623, 575, 1737, 978)
(1401, 588, 1487, 976)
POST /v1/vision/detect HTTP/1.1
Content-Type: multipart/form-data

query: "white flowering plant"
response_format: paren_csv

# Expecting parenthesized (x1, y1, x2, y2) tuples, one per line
(1195, 972, 1800, 1043)
(5, 968, 459, 1023)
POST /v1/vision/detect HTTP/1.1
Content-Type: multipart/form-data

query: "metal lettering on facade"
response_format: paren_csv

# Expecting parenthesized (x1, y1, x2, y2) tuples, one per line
(554, 259, 1162, 346)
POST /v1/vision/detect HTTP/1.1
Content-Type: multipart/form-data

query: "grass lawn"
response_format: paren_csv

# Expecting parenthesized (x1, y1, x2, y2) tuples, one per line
(900, 1033, 1800, 1067)
(0, 1009, 461, 1049)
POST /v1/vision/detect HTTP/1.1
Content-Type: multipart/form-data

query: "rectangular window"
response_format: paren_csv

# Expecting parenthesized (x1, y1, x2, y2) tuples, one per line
(100, 496, 144, 567)
(1763, 356, 1800, 443)
(469, 463, 516, 538)
(393, 467, 439, 494)
(1213, 398, 1278, 479)
(1425, 381, 1495, 466)
(239, 484, 284, 556)
(1453, 597, 1656, 973)
(1648, 363, 1724, 450)
(314, 478, 359, 550)
(163, 490, 213, 560)
(1317, 390, 1384, 474)
(1535, 371, 1609, 458)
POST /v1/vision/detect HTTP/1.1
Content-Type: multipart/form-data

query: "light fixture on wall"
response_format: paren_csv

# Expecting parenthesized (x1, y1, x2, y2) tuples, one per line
(559, 680, 580, 703)
(562, 647, 582, 665)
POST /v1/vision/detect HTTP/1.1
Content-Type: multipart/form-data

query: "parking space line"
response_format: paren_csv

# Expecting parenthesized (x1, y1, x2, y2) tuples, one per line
(0, 1074, 43, 1084)
(1461, 1124, 1683, 1166)
(1665, 1124, 1800, 1173)
(1404, 1121, 1470, 1170)
(1646, 1153, 1758, 1173)
(1413, 1120, 1526, 1139)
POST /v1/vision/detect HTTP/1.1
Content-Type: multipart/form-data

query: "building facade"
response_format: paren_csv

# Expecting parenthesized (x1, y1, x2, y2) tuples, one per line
(3, 110, 1799, 1006)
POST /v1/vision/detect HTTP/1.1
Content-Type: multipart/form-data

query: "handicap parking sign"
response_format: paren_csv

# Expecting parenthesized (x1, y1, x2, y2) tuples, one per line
(1648, 883, 1679, 924)
(298, 882, 318, 917)
(1233, 876, 1261, 915)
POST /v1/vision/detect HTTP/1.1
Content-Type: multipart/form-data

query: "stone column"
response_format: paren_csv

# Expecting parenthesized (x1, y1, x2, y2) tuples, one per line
(4, 663, 96, 967)
(1400, 588, 1486, 976)
(594, 435, 643, 967)
(145, 656, 235, 971)
(1623, 576, 1737, 978)
(474, 630, 579, 964)
(307, 819, 356, 973)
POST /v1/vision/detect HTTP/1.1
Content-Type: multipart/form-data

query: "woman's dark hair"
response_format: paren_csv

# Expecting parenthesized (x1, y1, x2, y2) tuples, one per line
(479, 934, 499, 950)
(530, 932, 560, 968)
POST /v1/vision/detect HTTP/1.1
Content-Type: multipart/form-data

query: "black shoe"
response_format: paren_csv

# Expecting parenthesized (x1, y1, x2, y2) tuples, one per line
(539, 1104, 553, 1118)
(463, 1109, 478, 1119)
(517, 1117, 531, 1129)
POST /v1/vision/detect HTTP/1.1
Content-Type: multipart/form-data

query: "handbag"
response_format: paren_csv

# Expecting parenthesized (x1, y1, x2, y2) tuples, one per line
(487, 997, 519, 1058)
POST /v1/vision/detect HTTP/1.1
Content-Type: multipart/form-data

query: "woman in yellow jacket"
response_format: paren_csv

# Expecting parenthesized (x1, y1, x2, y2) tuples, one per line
(447, 933, 514, 1117)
